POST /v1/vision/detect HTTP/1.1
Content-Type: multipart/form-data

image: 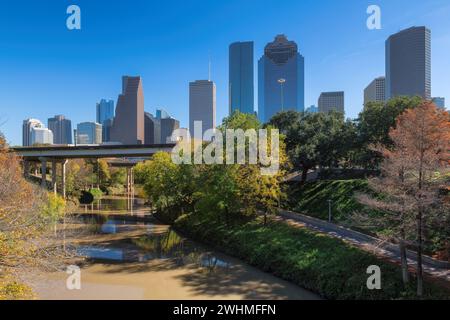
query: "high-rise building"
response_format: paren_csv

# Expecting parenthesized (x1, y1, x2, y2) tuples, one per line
(386, 26, 431, 100)
(110, 76, 145, 145)
(305, 105, 318, 113)
(229, 41, 254, 115)
(76, 122, 102, 145)
(318, 92, 345, 114)
(258, 34, 305, 123)
(189, 80, 216, 138)
(22, 118, 44, 146)
(156, 109, 170, 120)
(432, 97, 445, 109)
(30, 127, 53, 145)
(96, 99, 115, 124)
(364, 77, 386, 104)
(96, 99, 115, 142)
(161, 117, 180, 144)
(144, 112, 161, 144)
(48, 115, 72, 145)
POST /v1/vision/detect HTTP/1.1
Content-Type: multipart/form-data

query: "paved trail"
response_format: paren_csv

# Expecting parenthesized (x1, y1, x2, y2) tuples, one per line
(277, 209, 450, 284)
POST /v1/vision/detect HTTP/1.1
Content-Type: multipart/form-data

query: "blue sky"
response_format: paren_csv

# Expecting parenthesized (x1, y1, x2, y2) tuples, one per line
(1, 0, 449, 145)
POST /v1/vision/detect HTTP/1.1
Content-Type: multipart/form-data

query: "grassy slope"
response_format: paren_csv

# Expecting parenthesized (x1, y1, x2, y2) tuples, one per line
(286, 180, 372, 221)
(173, 213, 449, 300)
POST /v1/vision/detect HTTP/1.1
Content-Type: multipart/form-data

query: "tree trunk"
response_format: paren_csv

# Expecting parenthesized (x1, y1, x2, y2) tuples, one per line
(416, 208, 423, 297)
(399, 240, 409, 285)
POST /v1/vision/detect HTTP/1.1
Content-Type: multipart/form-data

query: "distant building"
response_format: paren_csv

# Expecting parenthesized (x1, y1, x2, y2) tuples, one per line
(22, 118, 44, 146)
(305, 105, 318, 113)
(76, 122, 102, 145)
(432, 97, 445, 109)
(156, 109, 170, 119)
(386, 26, 431, 100)
(96, 99, 115, 142)
(161, 117, 180, 144)
(110, 76, 145, 145)
(48, 115, 72, 144)
(258, 34, 305, 123)
(144, 112, 161, 144)
(30, 127, 53, 145)
(229, 41, 254, 115)
(364, 77, 386, 104)
(189, 80, 216, 138)
(318, 92, 345, 114)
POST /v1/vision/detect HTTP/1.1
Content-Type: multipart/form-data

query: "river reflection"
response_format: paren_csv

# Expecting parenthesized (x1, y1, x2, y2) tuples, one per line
(78, 212, 231, 272)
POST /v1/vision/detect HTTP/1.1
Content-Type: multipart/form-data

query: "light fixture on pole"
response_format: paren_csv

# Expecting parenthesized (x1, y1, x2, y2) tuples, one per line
(278, 78, 286, 111)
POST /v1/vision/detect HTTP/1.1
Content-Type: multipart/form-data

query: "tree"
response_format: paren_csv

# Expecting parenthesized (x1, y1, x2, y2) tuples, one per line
(355, 101, 450, 296)
(283, 111, 356, 183)
(356, 96, 422, 168)
(0, 132, 68, 299)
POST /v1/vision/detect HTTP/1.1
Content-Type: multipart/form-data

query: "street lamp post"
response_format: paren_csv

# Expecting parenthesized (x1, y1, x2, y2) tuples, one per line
(327, 199, 333, 223)
(278, 78, 286, 111)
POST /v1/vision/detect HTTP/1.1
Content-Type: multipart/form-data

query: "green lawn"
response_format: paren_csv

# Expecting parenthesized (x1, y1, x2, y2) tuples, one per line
(286, 179, 374, 221)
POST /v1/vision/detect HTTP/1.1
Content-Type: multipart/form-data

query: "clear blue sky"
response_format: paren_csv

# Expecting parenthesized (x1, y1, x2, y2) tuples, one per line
(1, 0, 449, 146)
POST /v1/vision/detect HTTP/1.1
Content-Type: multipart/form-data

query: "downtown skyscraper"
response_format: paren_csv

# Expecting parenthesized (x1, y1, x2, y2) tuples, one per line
(258, 35, 305, 123)
(110, 76, 145, 145)
(48, 115, 72, 145)
(22, 118, 44, 146)
(229, 41, 254, 115)
(364, 77, 386, 105)
(189, 80, 216, 138)
(386, 26, 431, 100)
(96, 99, 115, 142)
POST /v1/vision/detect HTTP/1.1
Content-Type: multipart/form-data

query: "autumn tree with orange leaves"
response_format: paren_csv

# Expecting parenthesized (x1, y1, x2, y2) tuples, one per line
(355, 101, 450, 297)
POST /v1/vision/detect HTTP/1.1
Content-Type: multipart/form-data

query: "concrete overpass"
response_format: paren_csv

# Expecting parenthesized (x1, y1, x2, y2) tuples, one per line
(11, 144, 176, 198)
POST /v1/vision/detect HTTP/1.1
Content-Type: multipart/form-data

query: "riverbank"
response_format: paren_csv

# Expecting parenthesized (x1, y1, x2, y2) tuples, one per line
(166, 212, 450, 300)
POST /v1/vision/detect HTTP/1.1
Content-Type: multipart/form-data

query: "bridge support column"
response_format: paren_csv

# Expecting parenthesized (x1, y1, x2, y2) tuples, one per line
(39, 157, 47, 188)
(23, 160, 30, 179)
(52, 159, 57, 195)
(61, 160, 68, 199)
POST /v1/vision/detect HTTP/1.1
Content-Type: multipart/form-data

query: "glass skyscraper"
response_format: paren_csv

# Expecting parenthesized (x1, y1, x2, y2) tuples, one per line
(96, 99, 115, 142)
(258, 35, 305, 123)
(76, 122, 102, 145)
(229, 41, 254, 115)
(386, 26, 431, 100)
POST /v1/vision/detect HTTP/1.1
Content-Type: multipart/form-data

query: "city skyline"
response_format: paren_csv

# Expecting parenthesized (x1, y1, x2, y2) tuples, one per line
(1, 0, 450, 145)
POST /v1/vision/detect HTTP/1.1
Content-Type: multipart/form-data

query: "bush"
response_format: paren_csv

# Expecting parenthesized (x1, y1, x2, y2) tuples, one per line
(89, 188, 103, 199)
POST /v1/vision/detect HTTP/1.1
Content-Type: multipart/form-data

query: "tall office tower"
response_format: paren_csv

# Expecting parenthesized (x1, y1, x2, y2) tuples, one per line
(30, 127, 53, 145)
(258, 35, 305, 123)
(229, 41, 254, 115)
(76, 122, 102, 145)
(189, 80, 216, 138)
(96, 99, 115, 142)
(144, 112, 161, 144)
(386, 26, 431, 100)
(22, 118, 44, 146)
(432, 97, 445, 109)
(160, 117, 180, 144)
(364, 77, 386, 104)
(110, 76, 145, 145)
(156, 109, 170, 119)
(305, 105, 318, 113)
(48, 115, 72, 144)
(318, 92, 345, 114)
